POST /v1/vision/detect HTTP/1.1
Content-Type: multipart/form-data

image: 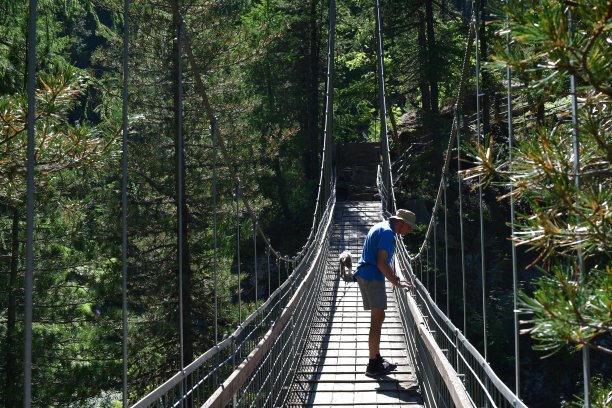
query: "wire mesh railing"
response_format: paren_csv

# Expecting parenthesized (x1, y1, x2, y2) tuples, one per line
(233, 193, 334, 408)
(131, 185, 336, 408)
(395, 281, 462, 407)
(395, 243, 527, 408)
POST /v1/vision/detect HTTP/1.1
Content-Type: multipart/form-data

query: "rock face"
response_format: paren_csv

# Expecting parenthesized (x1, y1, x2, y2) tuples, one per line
(336, 142, 380, 201)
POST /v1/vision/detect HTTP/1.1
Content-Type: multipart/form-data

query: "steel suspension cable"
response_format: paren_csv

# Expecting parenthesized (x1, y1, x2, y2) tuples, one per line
(413, 20, 475, 258)
(323, 0, 335, 203)
(266, 245, 270, 297)
(433, 213, 437, 304)
(175, 21, 188, 407)
(254, 220, 258, 303)
(398, 17, 476, 347)
(236, 184, 242, 324)
(24, 1, 37, 406)
(121, 0, 130, 405)
(133, 1, 339, 404)
(386, 11, 530, 405)
(457, 113, 467, 335)
(212, 121, 219, 344)
(375, 0, 396, 214)
(505, 1, 520, 397)
(444, 175, 449, 315)
(474, 1, 488, 360)
(402, 18, 475, 338)
(176, 19, 186, 373)
(568, 9, 590, 407)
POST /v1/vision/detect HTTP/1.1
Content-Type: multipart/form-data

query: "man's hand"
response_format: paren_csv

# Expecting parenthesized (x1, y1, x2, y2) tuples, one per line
(397, 280, 412, 289)
(392, 275, 411, 289)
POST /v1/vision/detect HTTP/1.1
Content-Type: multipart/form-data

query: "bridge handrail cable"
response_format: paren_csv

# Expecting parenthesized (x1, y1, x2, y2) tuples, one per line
(131, 182, 337, 407)
(396, 244, 527, 408)
(393, 256, 474, 407)
(202, 189, 336, 407)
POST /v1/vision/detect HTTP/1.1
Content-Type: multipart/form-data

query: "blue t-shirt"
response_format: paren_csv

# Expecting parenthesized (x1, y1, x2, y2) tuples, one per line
(354, 220, 395, 281)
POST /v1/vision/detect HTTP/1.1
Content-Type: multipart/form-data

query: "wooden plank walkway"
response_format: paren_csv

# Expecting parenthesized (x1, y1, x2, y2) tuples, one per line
(287, 201, 423, 407)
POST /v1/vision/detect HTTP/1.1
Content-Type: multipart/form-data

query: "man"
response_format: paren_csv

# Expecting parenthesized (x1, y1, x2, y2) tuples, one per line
(353, 209, 415, 377)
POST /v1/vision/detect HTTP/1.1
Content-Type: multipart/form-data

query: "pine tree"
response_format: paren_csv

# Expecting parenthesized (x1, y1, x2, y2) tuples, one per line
(463, 0, 611, 402)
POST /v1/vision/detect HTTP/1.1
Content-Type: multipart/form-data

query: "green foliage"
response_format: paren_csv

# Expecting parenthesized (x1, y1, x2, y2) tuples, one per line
(0, 2, 122, 405)
(519, 264, 611, 355)
(13, 0, 606, 404)
(460, 0, 611, 402)
(560, 376, 612, 408)
(0, 66, 119, 408)
(1, 65, 107, 204)
(504, 0, 610, 97)
(333, 0, 375, 142)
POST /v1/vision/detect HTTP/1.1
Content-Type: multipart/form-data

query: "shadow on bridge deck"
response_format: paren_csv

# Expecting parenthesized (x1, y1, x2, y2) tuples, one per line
(287, 201, 424, 407)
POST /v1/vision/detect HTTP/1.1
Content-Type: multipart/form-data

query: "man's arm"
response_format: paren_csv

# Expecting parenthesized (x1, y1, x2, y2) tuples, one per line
(376, 249, 410, 288)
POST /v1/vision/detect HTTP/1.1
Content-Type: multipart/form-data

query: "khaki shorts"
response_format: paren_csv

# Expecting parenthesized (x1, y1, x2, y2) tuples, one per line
(356, 277, 387, 310)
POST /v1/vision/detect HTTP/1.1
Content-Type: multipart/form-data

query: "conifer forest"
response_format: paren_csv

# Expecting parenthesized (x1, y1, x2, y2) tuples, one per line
(0, 0, 610, 407)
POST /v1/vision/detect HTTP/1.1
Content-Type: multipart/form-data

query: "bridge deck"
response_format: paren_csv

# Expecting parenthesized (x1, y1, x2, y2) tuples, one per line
(287, 201, 423, 407)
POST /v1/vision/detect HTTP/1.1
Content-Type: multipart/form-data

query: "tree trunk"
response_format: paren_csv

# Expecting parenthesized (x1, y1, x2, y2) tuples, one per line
(4, 209, 20, 408)
(494, 93, 501, 123)
(273, 154, 291, 218)
(387, 103, 402, 155)
(417, 12, 431, 112)
(263, 60, 291, 219)
(426, 0, 439, 114)
(537, 101, 545, 124)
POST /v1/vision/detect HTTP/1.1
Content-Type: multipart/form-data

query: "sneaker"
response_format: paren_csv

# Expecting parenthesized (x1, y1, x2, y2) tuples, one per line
(376, 354, 397, 370)
(365, 360, 393, 377)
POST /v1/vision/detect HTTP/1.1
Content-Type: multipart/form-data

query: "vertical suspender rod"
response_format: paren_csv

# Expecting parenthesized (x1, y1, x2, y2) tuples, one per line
(457, 113, 467, 335)
(474, 0, 488, 360)
(375, 0, 395, 214)
(568, 9, 590, 407)
(24, 1, 37, 406)
(505, 1, 520, 398)
(121, 0, 130, 405)
(212, 120, 219, 344)
(444, 175, 450, 315)
(254, 220, 258, 303)
(176, 19, 186, 372)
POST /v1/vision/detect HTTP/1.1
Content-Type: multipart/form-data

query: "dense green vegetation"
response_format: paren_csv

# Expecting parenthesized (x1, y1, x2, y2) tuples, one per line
(1, 0, 609, 406)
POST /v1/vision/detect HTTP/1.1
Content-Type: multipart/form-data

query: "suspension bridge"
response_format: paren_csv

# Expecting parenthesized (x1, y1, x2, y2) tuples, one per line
(123, 0, 526, 405)
(16, 0, 599, 406)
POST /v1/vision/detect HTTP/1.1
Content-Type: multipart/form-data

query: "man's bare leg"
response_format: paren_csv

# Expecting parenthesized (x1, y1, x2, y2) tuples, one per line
(369, 308, 385, 359)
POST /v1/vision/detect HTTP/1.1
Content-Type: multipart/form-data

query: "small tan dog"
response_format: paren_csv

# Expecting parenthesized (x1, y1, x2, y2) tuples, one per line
(338, 250, 353, 281)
